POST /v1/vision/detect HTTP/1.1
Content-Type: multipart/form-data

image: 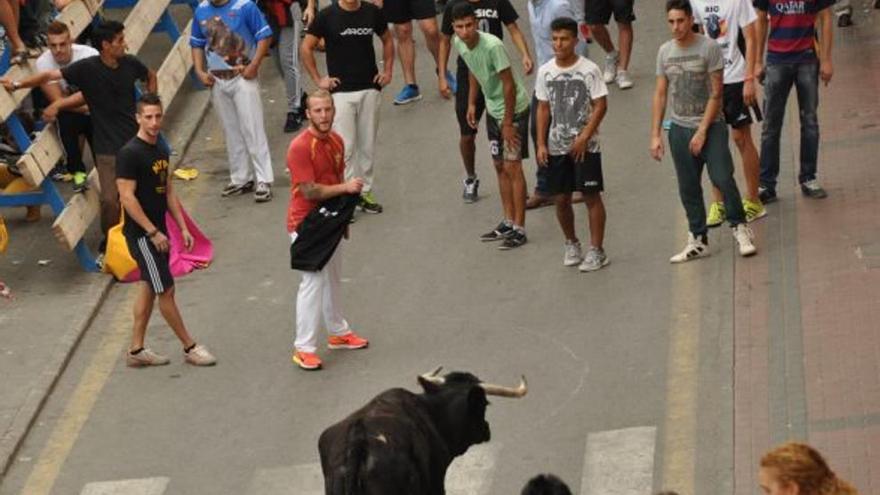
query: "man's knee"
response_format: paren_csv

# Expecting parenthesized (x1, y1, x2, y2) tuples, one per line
(394, 22, 414, 40)
(419, 18, 439, 36)
(731, 126, 751, 150)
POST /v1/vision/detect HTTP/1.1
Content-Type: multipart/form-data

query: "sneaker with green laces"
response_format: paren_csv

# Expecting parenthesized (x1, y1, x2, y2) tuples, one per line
(358, 191, 383, 214)
(706, 201, 726, 228)
(72, 171, 88, 193)
(743, 198, 767, 223)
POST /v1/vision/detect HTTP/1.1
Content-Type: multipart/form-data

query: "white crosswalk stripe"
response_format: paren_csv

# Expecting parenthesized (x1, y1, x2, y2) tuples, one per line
(581, 426, 657, 495)
(445, 443, 500, 495)
(246, 462, 324, 495)
(80, 477, 170, 495)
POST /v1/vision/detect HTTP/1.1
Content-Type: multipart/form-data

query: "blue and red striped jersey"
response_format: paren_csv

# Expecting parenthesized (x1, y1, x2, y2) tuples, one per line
(753, 0, 835, 64)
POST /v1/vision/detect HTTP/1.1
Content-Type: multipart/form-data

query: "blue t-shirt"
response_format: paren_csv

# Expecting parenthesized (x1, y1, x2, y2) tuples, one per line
(190, 0, 273, 72)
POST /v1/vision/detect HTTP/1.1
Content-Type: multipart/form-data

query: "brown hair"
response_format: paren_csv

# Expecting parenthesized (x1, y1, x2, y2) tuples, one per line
(760, 443, 858, 495)
(47, 21, 70, 36)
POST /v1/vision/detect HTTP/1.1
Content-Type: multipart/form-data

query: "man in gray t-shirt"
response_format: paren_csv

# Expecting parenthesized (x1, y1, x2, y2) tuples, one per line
(650, 0, 756, 263)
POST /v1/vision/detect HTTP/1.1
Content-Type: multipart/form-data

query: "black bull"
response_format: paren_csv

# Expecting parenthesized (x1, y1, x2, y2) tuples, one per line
(318, 368, 528, 495)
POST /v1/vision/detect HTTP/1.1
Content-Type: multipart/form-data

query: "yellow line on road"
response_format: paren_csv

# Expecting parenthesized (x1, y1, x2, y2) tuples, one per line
(661, 233, 702, 494)
(18, 287, 135, 495)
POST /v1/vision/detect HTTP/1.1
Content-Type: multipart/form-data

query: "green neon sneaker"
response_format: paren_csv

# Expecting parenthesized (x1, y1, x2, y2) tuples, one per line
(743, 198, 767, 223)
(706, 201, 726, 228)
(358, 191, 383, 214)
(72, 171, 88, 193)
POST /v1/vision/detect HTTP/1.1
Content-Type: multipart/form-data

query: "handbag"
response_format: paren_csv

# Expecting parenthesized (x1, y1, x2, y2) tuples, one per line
(103, 212, 137, 280)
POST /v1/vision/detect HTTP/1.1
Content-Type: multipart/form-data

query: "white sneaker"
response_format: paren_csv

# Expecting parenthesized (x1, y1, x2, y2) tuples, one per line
(733, 224, 757, 257)
(126, 348, 170, 367)
(563, 240, 583, 266)
(670, 233, 710, 263)
(184, 344, 217, 366)
(579, 247, 609, 272)
(615, 70, 634, 89)
(603, 52, 619, 84)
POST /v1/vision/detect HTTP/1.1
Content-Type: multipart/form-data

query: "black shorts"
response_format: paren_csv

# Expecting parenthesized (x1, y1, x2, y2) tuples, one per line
(455, 64, 486, 136)
(383, 0, 436, 23)
(126, 234, 174, 294)
(722, 82, 754, 129)
(545, 153, 604, 195)
(487, 110, 530, 162)
(585, 0, 636, 24)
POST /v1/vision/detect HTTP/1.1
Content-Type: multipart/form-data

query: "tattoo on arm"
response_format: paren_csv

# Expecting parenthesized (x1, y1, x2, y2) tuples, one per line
(299, 182, 320, 200)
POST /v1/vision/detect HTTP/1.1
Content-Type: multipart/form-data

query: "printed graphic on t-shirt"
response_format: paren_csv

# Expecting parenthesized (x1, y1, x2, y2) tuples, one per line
(201, 16, 251, 69)
(545, 73, 593, 155)
(666, 58, 710, 120)
(152, 158, 169, 194)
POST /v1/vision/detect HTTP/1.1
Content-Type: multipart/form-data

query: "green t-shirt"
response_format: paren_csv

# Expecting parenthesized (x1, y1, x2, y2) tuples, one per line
(453, 32, 530, 120)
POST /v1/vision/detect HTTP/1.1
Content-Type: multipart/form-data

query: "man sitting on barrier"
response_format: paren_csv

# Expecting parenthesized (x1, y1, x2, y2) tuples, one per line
(34, 20, 99, 193)
(2, 20, 158, 264)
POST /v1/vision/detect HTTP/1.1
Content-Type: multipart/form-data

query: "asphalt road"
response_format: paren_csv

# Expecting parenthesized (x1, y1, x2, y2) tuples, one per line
(1, 1, 747, 493)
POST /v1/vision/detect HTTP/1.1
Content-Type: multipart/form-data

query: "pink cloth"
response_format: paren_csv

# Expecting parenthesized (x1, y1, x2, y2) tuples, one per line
(122, 208, 213, 283)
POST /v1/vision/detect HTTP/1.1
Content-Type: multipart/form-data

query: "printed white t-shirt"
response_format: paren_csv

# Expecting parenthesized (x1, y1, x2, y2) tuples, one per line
(690, 0, 757, 83)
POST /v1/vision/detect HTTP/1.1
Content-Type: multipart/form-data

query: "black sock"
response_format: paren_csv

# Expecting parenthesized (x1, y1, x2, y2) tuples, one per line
(184, 343, 197, 353)
(129, 347, 144, 355)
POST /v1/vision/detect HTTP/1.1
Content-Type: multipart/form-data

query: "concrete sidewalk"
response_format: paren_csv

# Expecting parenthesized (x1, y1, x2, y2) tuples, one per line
(0, 10, 212, 473)
(733, 3, 880, 492)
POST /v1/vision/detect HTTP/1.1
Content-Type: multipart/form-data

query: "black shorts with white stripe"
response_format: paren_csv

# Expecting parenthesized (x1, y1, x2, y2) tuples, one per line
(126, 234, 174, 294)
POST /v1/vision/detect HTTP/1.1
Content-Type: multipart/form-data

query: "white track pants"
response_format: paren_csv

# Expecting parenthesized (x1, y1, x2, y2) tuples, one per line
(292, 233, 350, 353)
(211, 76, 274, 186)
(331, 89, 380, 193)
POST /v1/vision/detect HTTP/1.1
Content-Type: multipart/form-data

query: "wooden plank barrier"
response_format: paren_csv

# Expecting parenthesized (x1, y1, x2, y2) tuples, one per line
(51, 4, 198, 251)
(17, 123, 64, 187)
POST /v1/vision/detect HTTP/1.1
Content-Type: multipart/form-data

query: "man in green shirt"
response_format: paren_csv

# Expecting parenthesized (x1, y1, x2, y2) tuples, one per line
(452, 3, 531, 250)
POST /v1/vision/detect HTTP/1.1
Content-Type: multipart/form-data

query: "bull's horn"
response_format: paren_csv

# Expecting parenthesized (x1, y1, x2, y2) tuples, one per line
(419, 366, 445, 385)
(479, 376, 528, 398)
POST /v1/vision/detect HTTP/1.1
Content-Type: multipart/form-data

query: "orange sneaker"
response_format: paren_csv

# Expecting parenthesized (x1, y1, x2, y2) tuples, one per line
(292, 350, 322, 370)
(327, 332, 369, 350)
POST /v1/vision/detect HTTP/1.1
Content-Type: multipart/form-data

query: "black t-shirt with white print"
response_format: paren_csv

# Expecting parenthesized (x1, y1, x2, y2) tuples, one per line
(441, 0, 519, 69)
(116, 137, 170, 239)
(307, 2, 388, 93)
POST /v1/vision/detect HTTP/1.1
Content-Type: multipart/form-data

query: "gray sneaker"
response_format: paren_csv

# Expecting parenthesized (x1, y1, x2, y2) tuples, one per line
(800, 179, 827, 199)
(126, 348, 170, 367)
(578, 247, 609, 272)
(603, 52, 619, 84)
(254, 182, 273, 202)
(184, 344, 217, 366)
(563, 240, 583, 266)
(463, 178, 479, 203)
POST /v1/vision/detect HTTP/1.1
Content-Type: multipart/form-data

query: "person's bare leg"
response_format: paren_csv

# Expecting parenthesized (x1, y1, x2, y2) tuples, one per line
(394, 22, 417, 85)
(460, 135, 476, 177)
(583, 192, 606, 249)
(732, 125, 760, 201)
(0, 0, 25, 52)
(417, 17, 441, 66)
(156, 287, 196, 349)
(130, 282, 155, 352)
(507, 161, 527, 227)
(555, 194, 577, 241)
(617, 22, 634, 71)
(589, 24, 615, 53)
(495, 160, 514, 221)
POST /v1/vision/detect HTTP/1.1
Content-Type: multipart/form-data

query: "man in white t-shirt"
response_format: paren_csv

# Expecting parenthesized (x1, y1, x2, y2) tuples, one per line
(535, 17, 610, 272)
(691, 0, 765, 224)
(35, 21, 99, 192)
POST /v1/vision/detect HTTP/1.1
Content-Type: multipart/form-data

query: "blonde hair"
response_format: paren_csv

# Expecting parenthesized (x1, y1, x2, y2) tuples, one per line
(306, 89, 334, 110)
(760, 443, 858, 495)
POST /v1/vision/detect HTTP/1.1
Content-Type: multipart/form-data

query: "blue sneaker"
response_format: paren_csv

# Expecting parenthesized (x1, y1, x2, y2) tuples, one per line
(393, 84, 423, 105)
(444, 70, 457, 94)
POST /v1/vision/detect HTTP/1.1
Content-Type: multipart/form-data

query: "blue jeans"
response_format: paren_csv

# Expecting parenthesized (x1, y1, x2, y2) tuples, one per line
(759, 62, 820, 191)
(530, 94, 549, 195)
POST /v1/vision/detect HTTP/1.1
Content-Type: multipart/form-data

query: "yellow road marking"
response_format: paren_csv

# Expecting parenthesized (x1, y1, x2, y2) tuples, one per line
(18, 289, 135, 495)
(662, 227, 701, 494)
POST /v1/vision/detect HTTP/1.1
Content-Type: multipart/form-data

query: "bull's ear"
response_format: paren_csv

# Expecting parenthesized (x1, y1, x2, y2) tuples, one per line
(468, 386, 489, 410)
(418, 376, 442, 394)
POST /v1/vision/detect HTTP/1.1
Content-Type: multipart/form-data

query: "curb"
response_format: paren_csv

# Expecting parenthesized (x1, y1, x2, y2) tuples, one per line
(0, 89, 213, 477)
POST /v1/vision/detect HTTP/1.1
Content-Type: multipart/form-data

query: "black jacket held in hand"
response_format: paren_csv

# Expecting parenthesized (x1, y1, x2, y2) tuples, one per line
(290, 193, 359, 272)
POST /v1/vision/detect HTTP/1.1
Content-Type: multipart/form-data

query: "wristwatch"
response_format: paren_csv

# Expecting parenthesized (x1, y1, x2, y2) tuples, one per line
(12, 80, 21, 90)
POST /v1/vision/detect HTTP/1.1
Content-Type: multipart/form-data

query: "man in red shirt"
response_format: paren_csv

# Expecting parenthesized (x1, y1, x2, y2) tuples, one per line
(287, 89, 369, 370)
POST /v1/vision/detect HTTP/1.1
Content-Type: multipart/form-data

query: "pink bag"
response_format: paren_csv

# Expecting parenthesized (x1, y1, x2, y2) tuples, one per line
(122, 207, 213, 283)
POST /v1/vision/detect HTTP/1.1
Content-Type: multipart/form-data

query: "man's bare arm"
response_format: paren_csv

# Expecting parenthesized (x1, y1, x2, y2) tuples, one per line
(697, 70, 723, 135)
(298, 180, 360, 201)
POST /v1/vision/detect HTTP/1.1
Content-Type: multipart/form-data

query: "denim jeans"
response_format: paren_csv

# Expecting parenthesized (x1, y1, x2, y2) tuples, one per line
(272, 2, 304, 114)
(759, 62, 819, 191)
(669, 122, 746, 235)
(530, 94, 549, 195)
